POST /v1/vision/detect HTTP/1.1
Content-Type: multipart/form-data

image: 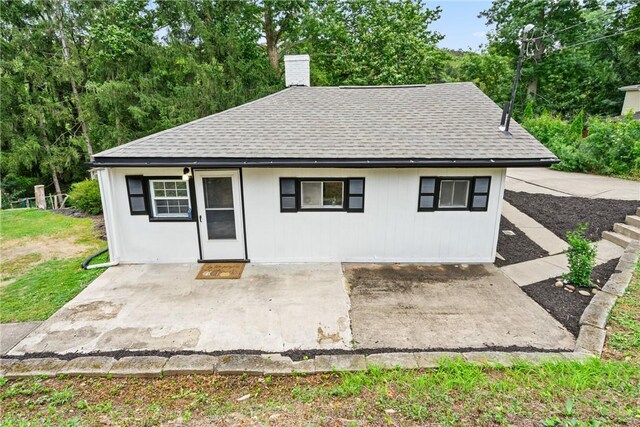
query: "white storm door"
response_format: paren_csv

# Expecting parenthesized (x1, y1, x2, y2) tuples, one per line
(194, 170, 245, 260)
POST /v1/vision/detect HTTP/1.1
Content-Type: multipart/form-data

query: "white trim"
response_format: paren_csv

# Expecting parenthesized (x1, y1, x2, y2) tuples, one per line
(149, 179, 191, 218)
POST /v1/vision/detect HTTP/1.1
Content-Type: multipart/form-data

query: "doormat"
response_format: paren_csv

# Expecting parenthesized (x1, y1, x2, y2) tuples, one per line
(196, 263, 245, 280)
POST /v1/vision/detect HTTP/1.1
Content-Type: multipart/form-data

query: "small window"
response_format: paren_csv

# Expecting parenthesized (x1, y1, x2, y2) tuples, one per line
(149, 179, 192, 218)
(439, 179, 470, 209)
(280, 178, 364, 212)
(126, 176, 147, 215)
(301, 180, 343, 209)
(418, 176, 491, 212)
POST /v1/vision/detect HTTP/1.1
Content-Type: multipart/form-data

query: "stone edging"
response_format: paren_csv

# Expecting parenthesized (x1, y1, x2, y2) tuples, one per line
(575, 239, 640, 356)
(0, 350, 593, 379)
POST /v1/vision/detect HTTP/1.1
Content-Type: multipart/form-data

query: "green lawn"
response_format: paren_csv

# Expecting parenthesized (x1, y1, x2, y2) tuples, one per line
(0, 209, 107, 323)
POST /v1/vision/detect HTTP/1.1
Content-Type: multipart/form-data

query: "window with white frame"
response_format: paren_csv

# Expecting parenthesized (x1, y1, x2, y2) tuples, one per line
(300, 180, 344, 209)
(149, 179, 191, 218)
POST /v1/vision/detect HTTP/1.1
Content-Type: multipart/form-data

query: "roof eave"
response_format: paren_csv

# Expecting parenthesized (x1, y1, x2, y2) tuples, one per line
(90, 156, 560, 168)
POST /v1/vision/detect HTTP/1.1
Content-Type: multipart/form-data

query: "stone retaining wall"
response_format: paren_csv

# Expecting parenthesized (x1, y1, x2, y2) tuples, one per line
(575, 239, 639, 355)
(1, 351, 590, 379)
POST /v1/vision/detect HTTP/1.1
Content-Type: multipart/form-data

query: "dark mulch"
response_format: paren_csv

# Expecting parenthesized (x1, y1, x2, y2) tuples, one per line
(504, 190, 638, 240)
(495, 216, 549, 267)
(522, 258, 620, 336)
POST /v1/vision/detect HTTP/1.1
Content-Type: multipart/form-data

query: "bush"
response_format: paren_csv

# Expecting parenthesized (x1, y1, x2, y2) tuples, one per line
(68, 179, 102, 215)
(522, 112, 640, 178)
(564, 223, 597, 287)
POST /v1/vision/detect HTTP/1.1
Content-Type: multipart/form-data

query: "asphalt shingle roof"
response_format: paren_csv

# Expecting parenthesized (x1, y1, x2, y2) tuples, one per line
(94, 82, 556, 165)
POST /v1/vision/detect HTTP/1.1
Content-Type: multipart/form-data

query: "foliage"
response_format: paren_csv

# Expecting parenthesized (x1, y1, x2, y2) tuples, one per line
(68, 179, 102, 215)
(0, 0, 637, 192)
(523, 112, 640, 177)
(563, 223, 597, 287)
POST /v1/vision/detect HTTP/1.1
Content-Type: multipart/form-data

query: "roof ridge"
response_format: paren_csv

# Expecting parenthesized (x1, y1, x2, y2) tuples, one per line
(95, 87, 294, 157)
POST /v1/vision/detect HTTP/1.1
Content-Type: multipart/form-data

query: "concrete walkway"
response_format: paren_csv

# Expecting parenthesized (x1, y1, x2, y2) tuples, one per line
(502, 201, 567, 255)
(501, 239, 625, 287)
(0, 322, 42, 355)
(507, 168, 640, 201)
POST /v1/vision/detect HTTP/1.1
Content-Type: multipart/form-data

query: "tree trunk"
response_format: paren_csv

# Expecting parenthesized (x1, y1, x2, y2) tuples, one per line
(263, 6, 279, 70)
(54, 1, 94, 160)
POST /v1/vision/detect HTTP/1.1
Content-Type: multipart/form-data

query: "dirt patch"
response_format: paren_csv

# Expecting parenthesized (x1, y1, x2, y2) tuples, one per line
(496, 216, 549, 267)
(0, 235, 95, 281)
(58, 301, 122, 321)
(344, 264, 491, 296)
(504, 191, 638, 240)
(522, 258, 620, 336)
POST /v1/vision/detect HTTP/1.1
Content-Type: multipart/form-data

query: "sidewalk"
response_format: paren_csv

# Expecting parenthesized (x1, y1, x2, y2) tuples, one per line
(501, 239, 624, 287)
(507, 168, 640, 201)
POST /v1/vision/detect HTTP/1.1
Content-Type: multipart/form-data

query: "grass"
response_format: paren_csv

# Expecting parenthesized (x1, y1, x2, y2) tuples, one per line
(0, 209, 95, 243)
(0, 358, 638, 426)
(603, 262, 640, 362)
(0, 253, 108, 323)
(0, 209, 107, 323)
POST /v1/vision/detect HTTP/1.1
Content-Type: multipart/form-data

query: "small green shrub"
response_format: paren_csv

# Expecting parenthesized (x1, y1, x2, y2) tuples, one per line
(563, 223, 597, 287)
(68, 179, 102, 215)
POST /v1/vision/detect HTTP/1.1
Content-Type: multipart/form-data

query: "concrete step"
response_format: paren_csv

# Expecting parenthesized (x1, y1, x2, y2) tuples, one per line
(626, 215, 640, 228)
(602, 231, 633, 248)
(613, 223, 640, 240)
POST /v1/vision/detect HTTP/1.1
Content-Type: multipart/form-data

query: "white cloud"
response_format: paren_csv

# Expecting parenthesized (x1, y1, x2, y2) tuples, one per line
(472, 31, 487, 38)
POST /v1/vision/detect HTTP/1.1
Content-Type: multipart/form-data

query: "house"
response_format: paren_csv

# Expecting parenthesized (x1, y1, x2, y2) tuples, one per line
(92, 55, 557, 264)
(619, 84, 640, 119)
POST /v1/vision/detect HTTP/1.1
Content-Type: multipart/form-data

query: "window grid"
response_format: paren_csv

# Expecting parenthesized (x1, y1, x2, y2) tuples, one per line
(149, 179, 191, 218)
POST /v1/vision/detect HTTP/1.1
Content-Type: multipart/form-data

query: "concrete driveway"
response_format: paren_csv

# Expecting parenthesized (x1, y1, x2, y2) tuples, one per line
(8, 262, 575, 356)
(8, 263, 352, 355)
(345, 263, 575, 350)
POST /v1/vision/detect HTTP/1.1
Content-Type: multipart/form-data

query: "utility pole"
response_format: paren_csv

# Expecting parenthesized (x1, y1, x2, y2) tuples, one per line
(500, 24, 535, 133)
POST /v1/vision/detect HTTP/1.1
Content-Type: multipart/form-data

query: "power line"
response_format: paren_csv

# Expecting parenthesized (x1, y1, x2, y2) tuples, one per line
(550, 25, 640, 52)
(536, 4, 632, 42)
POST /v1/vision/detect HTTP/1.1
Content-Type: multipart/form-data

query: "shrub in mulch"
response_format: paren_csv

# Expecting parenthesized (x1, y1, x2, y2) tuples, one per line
(504, 190, 638, 240)
(495, 216, 549, 267)
(522, 258, 619, 336)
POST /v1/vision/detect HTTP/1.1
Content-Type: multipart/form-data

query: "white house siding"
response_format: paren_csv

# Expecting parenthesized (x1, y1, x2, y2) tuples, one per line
(98, 167, 200, 264)
(242, 168, 506, 263)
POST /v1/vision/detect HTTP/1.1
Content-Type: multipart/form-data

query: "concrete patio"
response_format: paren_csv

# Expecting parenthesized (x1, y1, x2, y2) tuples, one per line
(7, 262, 575, 356)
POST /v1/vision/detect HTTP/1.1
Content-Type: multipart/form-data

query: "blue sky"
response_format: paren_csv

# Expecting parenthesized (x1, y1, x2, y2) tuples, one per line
(428, 0, 494, 51)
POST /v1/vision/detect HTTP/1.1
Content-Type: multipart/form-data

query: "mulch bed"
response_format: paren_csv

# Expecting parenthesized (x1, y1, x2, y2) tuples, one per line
(522, 258, 620, 336)
(495, 216, 549, 267)
(504, 191, 638, 240)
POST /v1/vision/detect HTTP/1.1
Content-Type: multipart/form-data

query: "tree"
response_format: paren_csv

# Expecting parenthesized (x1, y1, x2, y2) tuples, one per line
(304, 0, 446, 86)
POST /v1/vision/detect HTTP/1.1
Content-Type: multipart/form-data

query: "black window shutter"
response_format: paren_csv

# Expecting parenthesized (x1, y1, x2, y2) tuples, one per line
(346, 178, 365, 212)
(470, 176, 491, 211)
(126, 176, 148, 215)
(418, 177, 437, 211)
(280, 178, 297, 212)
